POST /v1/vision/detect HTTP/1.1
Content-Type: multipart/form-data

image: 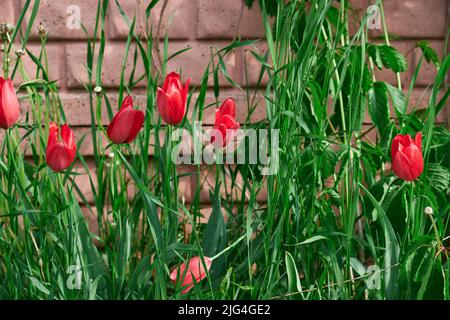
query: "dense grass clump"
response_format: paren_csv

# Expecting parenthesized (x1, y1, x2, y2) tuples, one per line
(0, 0, 449, 300)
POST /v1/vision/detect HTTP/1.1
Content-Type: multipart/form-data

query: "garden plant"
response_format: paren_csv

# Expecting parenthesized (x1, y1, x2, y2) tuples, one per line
(0, 0, 449, 301)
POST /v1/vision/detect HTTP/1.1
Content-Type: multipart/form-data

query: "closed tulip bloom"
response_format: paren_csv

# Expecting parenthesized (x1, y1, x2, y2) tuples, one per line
(391, 132, 424, 181)
(212, 98, 240, 147)
(157, 72, 190, 125)
(46, 122, 77, 172)
(107, 96, 145, 144)
(0, 77, 20, 129)
(170, 256, 212, 294)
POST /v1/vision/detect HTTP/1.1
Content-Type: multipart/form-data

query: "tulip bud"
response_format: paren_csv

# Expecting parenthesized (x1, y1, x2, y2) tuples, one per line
(211, 98, 240, 147)
(46, 122, 77, 172)
(107, 96, 145, 144)
(0, 77, 21, 129)
(169, 256, 212, 294)
(157, 72, 190, 125)
(391, 132, 424, 181)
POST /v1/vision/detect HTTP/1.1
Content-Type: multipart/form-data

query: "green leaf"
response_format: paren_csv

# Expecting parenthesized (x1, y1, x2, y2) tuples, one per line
(385, 82, 407, 117)
(116, 218, 132, 282)
(368, 45, 383, 70)
(285, 251, 303, 298)
(416, 41, 440, 68)
(29, 277, 50, 296)
(378, 45, 408, 73)
(298, 235, 327, 245)
(359, 183, 400, 299)
(202, 185, 227, 287)
(203, 187, 227, 254)
(369, 82, 390, 135)
(146, 0, 159, 18)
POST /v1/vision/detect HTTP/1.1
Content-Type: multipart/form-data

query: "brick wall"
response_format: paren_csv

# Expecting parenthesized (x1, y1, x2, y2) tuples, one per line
(1, 0, 448, 217)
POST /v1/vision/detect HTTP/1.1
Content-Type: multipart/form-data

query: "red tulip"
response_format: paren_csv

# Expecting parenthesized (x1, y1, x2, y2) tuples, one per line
(169, 256, 212, 294)
(212, 98, 240, 147)
(107, 96, 145, 144)
(391, 132, 424, 181)
(46, 122, 77, 172)
(0, 77, 20, 129)
(157, 72, 190, 125)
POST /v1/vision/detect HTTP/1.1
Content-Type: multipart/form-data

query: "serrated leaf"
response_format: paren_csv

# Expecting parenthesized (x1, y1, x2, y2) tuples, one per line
(368, 45, 383, 70)
(378, 45, 408, 73)
(416, 40, 440, 68)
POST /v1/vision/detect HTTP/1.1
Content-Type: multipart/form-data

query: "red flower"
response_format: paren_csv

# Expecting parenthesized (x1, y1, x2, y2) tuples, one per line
(46, 122, 77, 172)
(0, 77, 20, 129)
(157, 72, 190, 125)
(212, 98, 240, 147)
(107, 96, 145, 144)
(169, 256, 212, 294)
(391, 132, 424, 181)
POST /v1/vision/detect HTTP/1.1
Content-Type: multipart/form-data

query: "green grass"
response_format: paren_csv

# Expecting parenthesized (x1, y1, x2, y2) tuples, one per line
(0, 0, 449, 300)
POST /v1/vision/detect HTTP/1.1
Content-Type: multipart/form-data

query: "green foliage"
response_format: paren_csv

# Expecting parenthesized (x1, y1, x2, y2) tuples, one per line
(0, 0, 449, 301)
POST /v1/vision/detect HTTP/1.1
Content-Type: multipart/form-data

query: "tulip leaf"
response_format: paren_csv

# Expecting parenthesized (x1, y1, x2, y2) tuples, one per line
(359, 183, 400, 299)
(202, 183, 227, 284)
(285, 251, 303, 298)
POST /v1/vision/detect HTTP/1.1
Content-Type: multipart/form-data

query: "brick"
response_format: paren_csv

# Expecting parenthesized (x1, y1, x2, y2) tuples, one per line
(413, 41, 444, 86)
(165, 41, 239, 87)
(72, 158, 194, 205)
(197, 0, 265, 39)
(243, 41, 270, 87)
(408, 88, 448, 123)
(369, 0, 447, 39)
(14, 43, 65, 87)
(188, 89, 266, 125)
(50, 88, 265, 127)
(22, 0, 98, 40)
(65, 41, 237, 89)
(373, 41, 414, 88)
(108, 0, 197, 40)
(0, 0, 16, 23)
(348, 0, 370, 36)
(65, 42, 146, 88)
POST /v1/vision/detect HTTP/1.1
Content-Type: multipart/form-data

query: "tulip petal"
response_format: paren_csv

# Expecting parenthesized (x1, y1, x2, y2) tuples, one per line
(163, 72, 182, 92)
(170, 256, 212, 294)
(121, 95, 133, 110)
(220, 98, 236, 118)
(392, 148, 415, 181)
(415, 132, 422, 153)
(166, 87, 184, 124)
(0, 79, 20, 129)
(47, 122, 59, 150)
(61, 123, 76, 153)
(125, 110, 145, 143)
(157, 87, 169, 122)
(107, 106, 138, 144)
(46, 142, 76, 172)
